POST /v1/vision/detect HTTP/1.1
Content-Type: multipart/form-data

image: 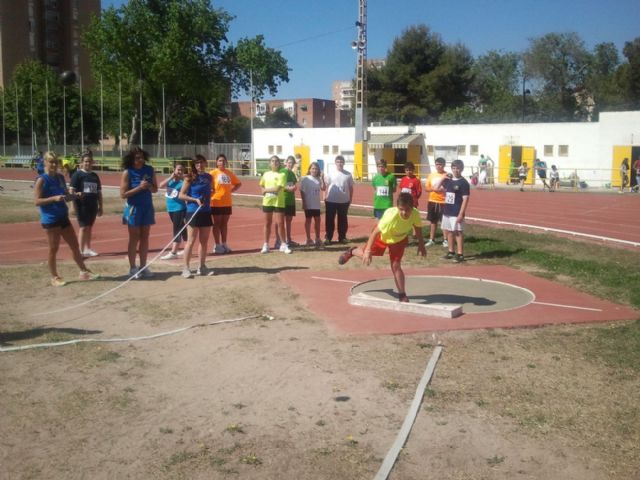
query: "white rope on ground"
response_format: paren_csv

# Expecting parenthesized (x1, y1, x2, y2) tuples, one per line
(373, 345, 444, 480)
(0, 314, 273, 353)
(32, 203, 203, 317)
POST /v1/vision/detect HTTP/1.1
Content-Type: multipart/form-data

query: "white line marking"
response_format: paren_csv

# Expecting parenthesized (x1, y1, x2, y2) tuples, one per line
(311, 276, 360, 284)
(532, 301, 603, 312)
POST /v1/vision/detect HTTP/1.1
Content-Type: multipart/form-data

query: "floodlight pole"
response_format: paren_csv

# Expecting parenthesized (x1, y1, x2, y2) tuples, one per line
(354, 0, 368, 180)
(250, 69, 255, 176)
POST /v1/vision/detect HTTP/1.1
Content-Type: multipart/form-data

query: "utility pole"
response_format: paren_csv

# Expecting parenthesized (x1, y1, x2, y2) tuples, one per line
(353, 0, 368, 180)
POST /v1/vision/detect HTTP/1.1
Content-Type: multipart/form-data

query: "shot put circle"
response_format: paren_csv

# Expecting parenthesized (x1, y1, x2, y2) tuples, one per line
(350, 276, 535, 314)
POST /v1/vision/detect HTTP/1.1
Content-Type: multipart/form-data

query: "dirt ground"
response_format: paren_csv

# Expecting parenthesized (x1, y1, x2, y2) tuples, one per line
(1, 240, 638, 480)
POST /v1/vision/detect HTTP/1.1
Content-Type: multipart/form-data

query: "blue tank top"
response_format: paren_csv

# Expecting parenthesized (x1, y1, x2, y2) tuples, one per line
(126, 165, 154, 208)
(39, 173, 68, 224)
(186, 173, 212, 213)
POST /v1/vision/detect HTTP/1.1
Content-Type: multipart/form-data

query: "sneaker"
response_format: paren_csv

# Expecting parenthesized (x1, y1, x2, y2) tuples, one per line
(196, 265, 213, 276)
(161, 252, 178, 260)
(214, 244, 225, 254)
(306, 239, 315, 247)
(139, 267, 154, 279)
(181, 268, 192, 279)
(279, 243, 292, 254)
(425, 239, 435, 247)
(274, 239, 281, 250)
(442, 239, 449, 248)
(129, 266, 140, 279)
(83, 249, 99, 257)
(288, 240, 299, 247)
(324, 238, 332, 246)
(315, 239, 323, 249)
(222, 244, 232, 253)
(339, 238, 349, 244)
(78, 270, 100, 281)
(176, 250, 184, 256)
(51, 276, 66, 287)
(260, 243, 269, 254)
(442, 251, 455, 260)
(338, 247, 355, 265)
(454, 254, 465, 263)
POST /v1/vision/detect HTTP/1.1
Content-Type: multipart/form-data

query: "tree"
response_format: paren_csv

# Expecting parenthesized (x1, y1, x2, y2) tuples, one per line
(524, 32, 591, 121)
(620, 37, 640, 109)
(259, 108, 299, 128)
(367, 25, 474, 124)
(83, 0, 289, 148)
(469, 50, 521, 122)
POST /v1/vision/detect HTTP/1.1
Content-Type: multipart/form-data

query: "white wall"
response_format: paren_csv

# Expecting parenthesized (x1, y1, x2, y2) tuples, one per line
(253, 111, 640, 186)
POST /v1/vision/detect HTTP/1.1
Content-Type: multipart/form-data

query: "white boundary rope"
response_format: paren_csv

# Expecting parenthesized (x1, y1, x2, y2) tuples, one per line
(32, 203, 203, 317)
(373, 345, 444, 480)
(1, 313, 273, 353)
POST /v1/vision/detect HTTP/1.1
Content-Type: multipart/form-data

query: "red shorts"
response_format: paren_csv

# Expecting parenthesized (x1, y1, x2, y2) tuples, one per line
(369, 235, 408, 262)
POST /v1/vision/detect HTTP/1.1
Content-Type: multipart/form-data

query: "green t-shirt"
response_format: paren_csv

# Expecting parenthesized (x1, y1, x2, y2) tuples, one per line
(378, 207, 422, 244)
(282, 168, 298, 207)
(259, 170, 286, 208)
(372, 173, 396, 210)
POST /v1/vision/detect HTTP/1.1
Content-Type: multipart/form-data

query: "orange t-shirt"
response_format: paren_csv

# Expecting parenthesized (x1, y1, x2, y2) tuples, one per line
(209, 168, 241, 207)
(425, 172, 447, 203)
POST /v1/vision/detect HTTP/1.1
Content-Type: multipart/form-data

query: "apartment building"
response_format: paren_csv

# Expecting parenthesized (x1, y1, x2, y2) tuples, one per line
(232, 98, 336, 128)
(0, 0, 100, 87)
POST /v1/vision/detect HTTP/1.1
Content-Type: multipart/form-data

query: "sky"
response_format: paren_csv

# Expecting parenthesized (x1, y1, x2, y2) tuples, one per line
(103, 0, 639, 101)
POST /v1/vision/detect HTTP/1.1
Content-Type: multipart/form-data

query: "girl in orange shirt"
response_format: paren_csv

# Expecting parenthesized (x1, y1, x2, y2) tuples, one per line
(209, 153, 242, 253)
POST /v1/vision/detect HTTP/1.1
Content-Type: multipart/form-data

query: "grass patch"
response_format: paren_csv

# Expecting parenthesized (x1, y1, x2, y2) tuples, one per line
(583, 320, 640, 372)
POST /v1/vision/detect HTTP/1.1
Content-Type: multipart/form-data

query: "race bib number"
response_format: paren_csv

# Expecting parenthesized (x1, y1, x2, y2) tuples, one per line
(83, 182, 98, 194)
(218, 174, 231, 185)
(165, 187, 179, 199)
(445, 192, 456, 204)
(401, 187, 412, 194)
(376, 186, 389, 197)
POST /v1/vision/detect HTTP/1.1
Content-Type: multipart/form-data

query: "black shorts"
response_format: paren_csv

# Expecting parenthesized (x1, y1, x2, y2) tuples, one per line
(262, 206, 285, 213)
(186, 210, 213, 228)
(304, 209, 321, 218)
(76, 202, 98, 227)
(211, 206, 232, 216)
(426, 202, 444, 223)
(168, 210, 188, 241)
(42, 217, 72, 230)
(537, 172, 547, 179)
(283, 205, 296, 216)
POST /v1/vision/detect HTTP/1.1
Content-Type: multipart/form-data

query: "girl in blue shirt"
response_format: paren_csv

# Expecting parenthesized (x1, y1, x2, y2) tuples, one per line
(34, 151, 98, 287)
(158, 162, 187, 260)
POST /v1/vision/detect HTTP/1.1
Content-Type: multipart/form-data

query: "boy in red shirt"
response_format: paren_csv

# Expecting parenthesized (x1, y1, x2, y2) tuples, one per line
(398, 161, 422, 208)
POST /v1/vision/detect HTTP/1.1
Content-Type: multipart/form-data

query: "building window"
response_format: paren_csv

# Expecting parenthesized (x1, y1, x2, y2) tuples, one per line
(427, 145, 434, 155)
(470, 145, 479, 156)
(457, 145, 466, 155)
(323, 145, 330, 154)
(268, 145, 274, 155)
(276, 145, 283, 154)
(302, 118, 306, 126)
(558, 145, 569, 157)
(544, 145, 554, 156)
(332, 145, 339, 154)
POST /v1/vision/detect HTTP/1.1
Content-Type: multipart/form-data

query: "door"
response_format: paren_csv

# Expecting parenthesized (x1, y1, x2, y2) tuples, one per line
(612, 146, 631, 187)
(294, 145, 310, 176)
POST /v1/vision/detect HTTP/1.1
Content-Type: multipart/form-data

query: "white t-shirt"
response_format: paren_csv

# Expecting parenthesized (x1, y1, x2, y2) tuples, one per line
(325, 170, 353, 204)
(300, 175, 322, 210)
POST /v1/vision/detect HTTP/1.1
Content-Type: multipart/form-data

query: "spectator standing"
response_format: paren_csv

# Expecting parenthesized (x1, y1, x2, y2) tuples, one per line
(158, 162, 187, 260)
(299, 161, 326, 248)
(70, 150, 103, 257)
(424, 157, 448, 247)
(259, 155, 290, 254)
(632, 157, 640, 193)
(441, 159, 471, 263)
(518, 162, 529, 191)
(210, 153, 242, 254)
(324, 155, 354, 244)
(549, 165, 560, 191)
(620, 158, 630, 193)
(398, 161, 422, 208)
(372, 159, 397, 219)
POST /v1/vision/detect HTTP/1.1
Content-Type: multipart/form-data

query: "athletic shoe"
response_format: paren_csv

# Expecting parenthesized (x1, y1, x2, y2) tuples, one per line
(442, 251, 455, 260)
(339, 238, 349, 244)
(454, 254, 465, 263)
(51, 277, 67, 287)
(324, 238, 332, 246)
(129, 266, 140, 279)
(279, 243, 292, 254)
(274, 239, 281, 250)
(78, 270, 100, 281)
(222, 244, 232, 253)
(176, 250, 184, 256)
(161, 252, 178, 260)
(338, 247, 355, 265)
(425, 239, 435, 247)
(196, 265, 212, 276)
(288, 240, 300, 247)
(181, 268, 192, 279)
(139, 267, 154, 279)
(83, 249, 99, 257)
(306, 239, 315, 247)
(442, 239, 449, 248)
(260, 243, 269, 254)
(315, 239, 323, 249)
(214, 244, 225, 254)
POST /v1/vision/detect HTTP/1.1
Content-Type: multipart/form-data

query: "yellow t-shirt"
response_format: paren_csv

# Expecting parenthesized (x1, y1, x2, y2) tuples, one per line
(425, 172, 447, 203)
(378, 207, 422, 244)
(209, 168, 240, 207)
(259, 170, 286, 207)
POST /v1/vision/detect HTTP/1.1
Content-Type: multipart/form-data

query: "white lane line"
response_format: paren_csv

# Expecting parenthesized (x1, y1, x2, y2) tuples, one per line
(311, 276, 360, 284)
(532, 301, 603, 312)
